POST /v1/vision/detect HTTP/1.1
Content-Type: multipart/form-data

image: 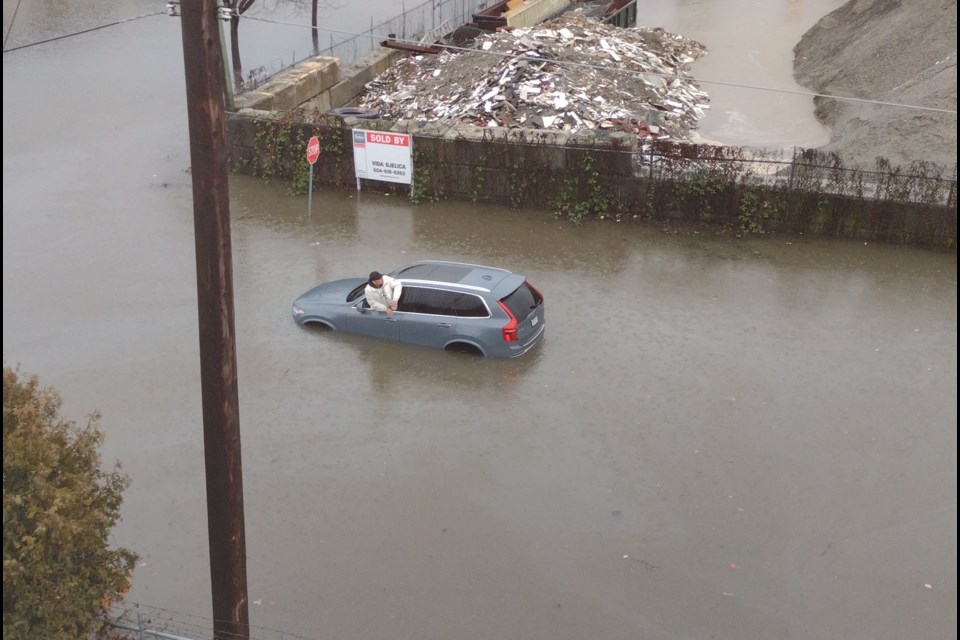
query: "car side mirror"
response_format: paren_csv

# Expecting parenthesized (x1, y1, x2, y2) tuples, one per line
(357, 302, 367, 314)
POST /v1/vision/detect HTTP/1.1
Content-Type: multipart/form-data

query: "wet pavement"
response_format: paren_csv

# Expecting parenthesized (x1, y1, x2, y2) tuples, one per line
(3, 2, 957, 639)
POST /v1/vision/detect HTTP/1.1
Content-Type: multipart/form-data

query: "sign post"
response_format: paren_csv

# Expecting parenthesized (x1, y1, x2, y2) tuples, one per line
(306, 135, 320, 218)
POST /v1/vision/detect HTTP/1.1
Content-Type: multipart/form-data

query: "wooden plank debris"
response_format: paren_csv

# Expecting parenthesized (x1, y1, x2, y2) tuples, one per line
(359, 12, 711, 140)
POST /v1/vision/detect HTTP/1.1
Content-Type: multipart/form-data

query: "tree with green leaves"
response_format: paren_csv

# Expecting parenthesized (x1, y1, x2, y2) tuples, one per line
(3, 366, 138, 640)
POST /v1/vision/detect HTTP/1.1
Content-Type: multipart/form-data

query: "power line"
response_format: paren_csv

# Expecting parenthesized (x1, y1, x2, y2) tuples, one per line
(2, 0, 24, 50)
(1, 10, 165, 54)
(237, 13, 958, 117)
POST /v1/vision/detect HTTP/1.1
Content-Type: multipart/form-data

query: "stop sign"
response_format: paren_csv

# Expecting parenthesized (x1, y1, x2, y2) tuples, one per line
(306, 136, 320, 165)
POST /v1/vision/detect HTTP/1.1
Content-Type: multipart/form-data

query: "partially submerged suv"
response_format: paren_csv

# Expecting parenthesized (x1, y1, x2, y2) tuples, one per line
(292, 260, 545, 357)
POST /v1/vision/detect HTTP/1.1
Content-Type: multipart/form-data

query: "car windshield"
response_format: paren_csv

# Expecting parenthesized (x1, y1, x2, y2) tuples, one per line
(347, 283, 366, 302)
(500, 282, 541, 320)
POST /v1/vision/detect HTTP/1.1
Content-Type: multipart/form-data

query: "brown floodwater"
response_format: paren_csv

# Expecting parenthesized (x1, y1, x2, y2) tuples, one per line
(3, 1, 956, 639)
(637, 0, 847, 149)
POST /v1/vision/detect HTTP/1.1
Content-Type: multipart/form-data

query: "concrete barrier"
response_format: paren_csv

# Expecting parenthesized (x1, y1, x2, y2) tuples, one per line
(231, 49, 404, 115)
(233, 57, 340, 112)
(223, 45, 957, 250)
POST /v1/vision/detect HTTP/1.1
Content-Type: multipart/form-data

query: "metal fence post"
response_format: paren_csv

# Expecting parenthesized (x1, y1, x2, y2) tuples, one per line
(948, 167, 957, 207)
(788, 147, 796, 192)
(215, 3, 235, 111)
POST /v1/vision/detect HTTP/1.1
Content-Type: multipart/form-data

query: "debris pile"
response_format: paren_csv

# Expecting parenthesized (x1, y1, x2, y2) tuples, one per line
(357, 12, 710, 140)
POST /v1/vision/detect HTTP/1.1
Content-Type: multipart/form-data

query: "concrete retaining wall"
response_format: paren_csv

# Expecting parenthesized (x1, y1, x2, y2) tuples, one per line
(222, 50, 956, 250)
(231, 49, 404, 116)
(226, 113, 957, 250)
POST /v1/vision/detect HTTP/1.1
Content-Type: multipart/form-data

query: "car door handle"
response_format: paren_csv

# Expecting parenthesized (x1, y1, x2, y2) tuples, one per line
(386, 318, 398, 322)
(437, 322, 453, 327)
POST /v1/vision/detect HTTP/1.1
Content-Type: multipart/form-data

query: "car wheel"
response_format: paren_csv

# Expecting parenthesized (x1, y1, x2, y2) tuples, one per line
(303, 321, 335, 332)
(445, 342, 483, 357)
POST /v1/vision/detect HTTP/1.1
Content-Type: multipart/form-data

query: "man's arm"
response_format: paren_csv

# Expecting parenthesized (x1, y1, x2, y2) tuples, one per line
(385, 276, 402, 308)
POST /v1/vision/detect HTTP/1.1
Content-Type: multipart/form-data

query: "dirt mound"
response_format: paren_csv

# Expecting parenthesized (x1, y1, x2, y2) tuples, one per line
(793, 0, 957, 169)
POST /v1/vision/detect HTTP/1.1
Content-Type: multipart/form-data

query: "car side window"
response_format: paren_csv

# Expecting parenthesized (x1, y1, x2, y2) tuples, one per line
(347, 283, 366, 303)
(451, 292, 488, 317)
(398, 287, 456, 315)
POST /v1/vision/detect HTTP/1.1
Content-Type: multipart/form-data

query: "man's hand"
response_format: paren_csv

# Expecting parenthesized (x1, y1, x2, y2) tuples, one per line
(389, 300, 398, 310)
(386, 307, 394, 318)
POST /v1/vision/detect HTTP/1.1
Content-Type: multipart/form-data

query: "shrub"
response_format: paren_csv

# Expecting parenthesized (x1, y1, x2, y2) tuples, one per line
(3, 366, 137, 640)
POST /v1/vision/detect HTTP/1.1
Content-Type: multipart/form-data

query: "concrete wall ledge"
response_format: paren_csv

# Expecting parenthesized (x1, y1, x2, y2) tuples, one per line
(233, 56, 340, 112)
(302, 49, 405, 115)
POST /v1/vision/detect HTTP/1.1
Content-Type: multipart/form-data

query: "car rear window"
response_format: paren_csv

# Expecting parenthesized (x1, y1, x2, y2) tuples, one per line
(500, 282, 542, 320)
(451, 293, 489, 317)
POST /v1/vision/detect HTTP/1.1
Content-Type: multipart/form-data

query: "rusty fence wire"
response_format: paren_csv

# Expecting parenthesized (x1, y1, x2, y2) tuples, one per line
(417, 127, 957, 208)
(106, 601, 317, 640)
(637, 142, 958, 207)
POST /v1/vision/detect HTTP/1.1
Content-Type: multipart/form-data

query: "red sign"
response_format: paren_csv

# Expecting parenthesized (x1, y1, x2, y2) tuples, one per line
(306, 136, 320, 165)
(365, 131, 410, 147)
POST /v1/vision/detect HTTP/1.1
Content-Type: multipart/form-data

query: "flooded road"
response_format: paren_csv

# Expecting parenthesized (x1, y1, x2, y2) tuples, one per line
(3, 2, 957, 640)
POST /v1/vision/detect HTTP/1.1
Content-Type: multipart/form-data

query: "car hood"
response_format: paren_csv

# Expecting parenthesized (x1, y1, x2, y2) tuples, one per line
(295, 278, 365, 305)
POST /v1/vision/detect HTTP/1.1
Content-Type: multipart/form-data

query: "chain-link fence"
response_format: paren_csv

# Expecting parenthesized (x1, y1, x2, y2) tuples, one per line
(638, 141, 957, 207)
(235, 0, 490, 92)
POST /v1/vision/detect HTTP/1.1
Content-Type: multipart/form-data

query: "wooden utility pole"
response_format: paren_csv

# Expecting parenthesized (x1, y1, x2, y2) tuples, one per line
(178, 1, 250, 638)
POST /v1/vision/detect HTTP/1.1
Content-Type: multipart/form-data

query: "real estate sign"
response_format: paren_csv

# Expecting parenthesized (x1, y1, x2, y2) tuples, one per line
(352, 129, 413, 185)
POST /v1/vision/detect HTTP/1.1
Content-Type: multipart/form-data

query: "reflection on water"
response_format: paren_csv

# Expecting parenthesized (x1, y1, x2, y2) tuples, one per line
(409, 201, 641, 275)
(231, 176, 361, 239)
(229, 176, 647, 284)
(301, 323, 543, 399)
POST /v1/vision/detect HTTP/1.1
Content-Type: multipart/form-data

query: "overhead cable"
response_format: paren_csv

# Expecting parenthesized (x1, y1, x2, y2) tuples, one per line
(3, 0, 24, 50)
(2, 10, 165, 54)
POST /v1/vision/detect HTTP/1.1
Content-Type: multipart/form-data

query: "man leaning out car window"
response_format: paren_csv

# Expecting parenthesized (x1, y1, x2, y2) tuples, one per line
(365, 271, 402, 318)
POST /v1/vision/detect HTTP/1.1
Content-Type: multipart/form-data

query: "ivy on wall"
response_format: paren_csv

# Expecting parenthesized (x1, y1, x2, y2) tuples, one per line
(227, 114, 957, 249)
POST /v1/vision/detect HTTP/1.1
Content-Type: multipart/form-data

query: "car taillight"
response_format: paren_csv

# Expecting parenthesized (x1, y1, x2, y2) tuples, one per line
(497, 300, 518, 342)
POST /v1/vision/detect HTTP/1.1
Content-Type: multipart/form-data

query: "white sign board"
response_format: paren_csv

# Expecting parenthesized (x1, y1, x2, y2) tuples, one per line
(352, 129, 413, 185)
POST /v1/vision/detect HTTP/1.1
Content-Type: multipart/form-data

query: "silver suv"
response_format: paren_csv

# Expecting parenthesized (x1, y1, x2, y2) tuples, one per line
(293, 260, 545, 357)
